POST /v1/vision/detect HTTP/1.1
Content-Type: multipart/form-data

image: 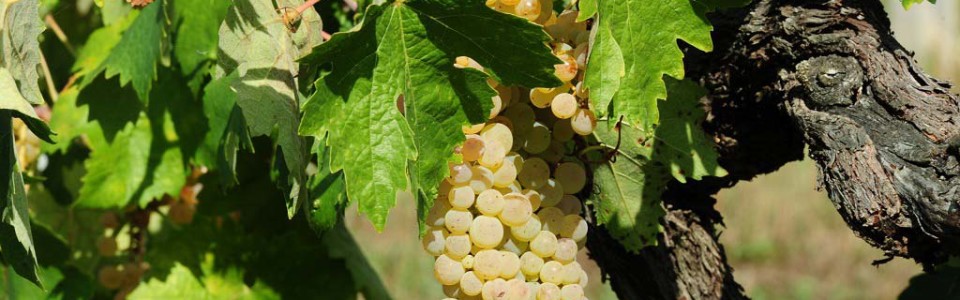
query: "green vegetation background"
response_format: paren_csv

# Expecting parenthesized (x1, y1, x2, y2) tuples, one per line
(346, 1, 955, 299)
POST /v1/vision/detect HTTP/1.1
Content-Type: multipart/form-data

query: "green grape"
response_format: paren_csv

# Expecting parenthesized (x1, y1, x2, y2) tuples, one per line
(555, 162, 586, 194)
(518, 157, 550, 189)
(98, 265, 124, 289)
(524, 122, 552, 154)
(434, 254, 466, 286)
(476, 189, 505, 216)
(537, 179, 565, 207)
(522, 189, 543, 211)
(470, 216, 505, 249)
(552, 119, 575, 142)
(556, 195, 582, 215)
(537, 207, 564, 232)
(530, 231, 558, 258)
(443, 284, 462, 298)
(503, 102, 536, 136)
(427, 198, 452, 227)
(501, 236, 528, 255)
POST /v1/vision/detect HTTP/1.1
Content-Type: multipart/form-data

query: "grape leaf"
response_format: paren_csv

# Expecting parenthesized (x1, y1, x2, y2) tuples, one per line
(589, 120, 668, 251)
(0, 112, 42, 286)
(299, 0, 560, 229)
(654, 78, 726, 183)
(584, 0, 715, 131)
(2, 0, 44, 106)
(196, 73, 253, 185)
(77, 0, 166, 103)
(215, 0, 321, 217)
(306, 142, 347, 232)
(129, 261, 280, 300)
(902, 0, 936, 9)
(172, 0, 230, 77)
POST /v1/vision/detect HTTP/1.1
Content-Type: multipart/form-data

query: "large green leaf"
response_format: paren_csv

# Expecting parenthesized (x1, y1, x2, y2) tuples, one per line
(1, 0, 44, 106)
(0, 112, 41, 286)
(129, 260, 280, 300)
(172, 0, 231, 77)
(215, 0, 321, 218)
(654, 78, 726, 183)
(589, 120, 668, 251)
(902, 0, 936, 8)
(77, 0, 166, 103)
(584, 0, 715, 131)
(299, 0, 560, 229)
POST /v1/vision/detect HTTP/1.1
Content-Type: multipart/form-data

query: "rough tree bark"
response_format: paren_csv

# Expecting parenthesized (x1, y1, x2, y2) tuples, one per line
(586, 0, 960, 299)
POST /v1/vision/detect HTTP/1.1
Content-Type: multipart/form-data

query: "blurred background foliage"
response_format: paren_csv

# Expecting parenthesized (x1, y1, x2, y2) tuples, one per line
(345, 1, 957, 299)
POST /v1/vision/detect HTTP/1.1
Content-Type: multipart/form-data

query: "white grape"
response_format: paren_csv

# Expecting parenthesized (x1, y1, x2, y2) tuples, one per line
(529, 231, 558, 258)
(470, 166, 496, 194)
(481, 123, 514, 154)
(499, 193, 533, 227)
(427, 199, 452, 228)
(464, 123, 485, 135)
(434, 254, 466, 285)
(552, 238, 577, 263)
(449, 185, 477, 209)
(554, 54, 578, 82)
(474, 249, 504, 280)
(538, 261, 564, 285)
(480, 139, 507, 169)
(570, 109, 597, 136)
(504, 278, 531, 300)
(522, 189, 543, 211)
(537, 283, 561, 300)
(556, 195, 582, 216)
(554, 162, 586, 194)
(561, 261, 582, 285)
(446, 234, 473, 259)
(524, 122, 552, 154)
(461, 271, 484, 296)
(445, 209, 474, 234)
(537, 207, 564, 232)
(476, 189, 505, 216)
(514, 0, 540, 21)
(498, 251, 521, 278)
(422, 227, 448, 256)
(449, 163, 473, 185)
(500, 0, 520, 5)
(560, 284, 584, 300)
(537, 179, 564, 207)
(481, 278, 508, 300)
(560, 214, 588, 242)
(462, 135, 486, 162)
(525, 282, 541, 300)
(471, 215, 505, 249)
(519, 251, 545, 276)
(510, 215, 542, 242)
(493, 159, 519, 188)
(490, 95, 504, 119)
(462, 254, 475, 269)
(518, 157, 549, 189)
(578, 269, 589, 286)
(550, 93, 578, 119)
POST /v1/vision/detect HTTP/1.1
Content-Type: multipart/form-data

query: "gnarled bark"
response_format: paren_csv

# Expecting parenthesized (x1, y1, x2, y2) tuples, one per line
(587, 0, 960, 299)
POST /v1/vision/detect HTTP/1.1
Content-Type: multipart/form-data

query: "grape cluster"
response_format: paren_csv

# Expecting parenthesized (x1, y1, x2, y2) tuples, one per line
(423, 4, 594, 300)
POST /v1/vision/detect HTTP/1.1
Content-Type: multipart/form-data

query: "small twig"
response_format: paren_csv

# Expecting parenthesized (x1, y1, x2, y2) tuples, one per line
(39, 52, 58, 102)
(44, 15, 75, 55)
(321, 30, 332, 40)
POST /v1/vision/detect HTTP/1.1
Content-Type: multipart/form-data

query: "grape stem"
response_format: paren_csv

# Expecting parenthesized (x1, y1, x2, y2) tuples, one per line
(296, 0, 321, 15)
